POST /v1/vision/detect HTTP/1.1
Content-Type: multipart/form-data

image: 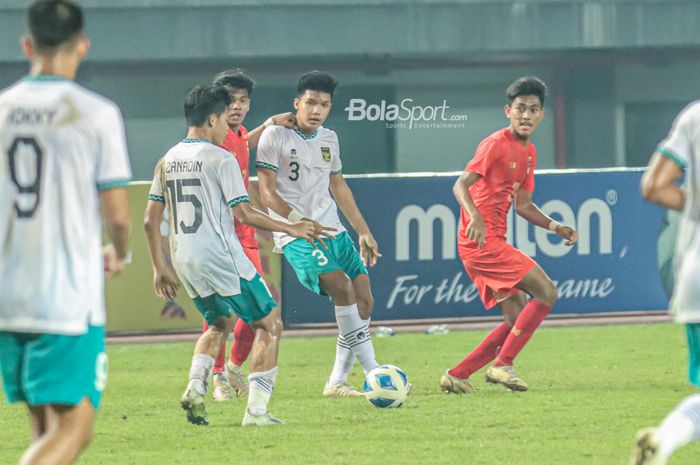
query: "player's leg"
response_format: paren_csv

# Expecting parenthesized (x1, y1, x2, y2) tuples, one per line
(631, 323, 700, 465)
(225, 246, 263, 398)
(19, 399, 95, 465)
(320, 270, 379, 377)
(184, 296, 236, 425)
(486, 263, 556, 391)
(441, 293, 525, 394)
(206, 318, 233, 402)
(236, 274, 284, 426)
(325, 274, 373, 395)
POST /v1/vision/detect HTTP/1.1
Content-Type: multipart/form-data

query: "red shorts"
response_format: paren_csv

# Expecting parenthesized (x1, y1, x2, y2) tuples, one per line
(459, 239, 535, 310)
(243, 246, 263, 275)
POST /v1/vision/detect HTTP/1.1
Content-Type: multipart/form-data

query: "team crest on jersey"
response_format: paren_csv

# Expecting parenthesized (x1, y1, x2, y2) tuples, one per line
(510, 161, 517, 169)
(321, 147, 331, 162)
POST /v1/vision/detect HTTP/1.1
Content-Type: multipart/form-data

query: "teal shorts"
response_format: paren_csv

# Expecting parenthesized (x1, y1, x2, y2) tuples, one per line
(283, 231, 368, 296)
(193, 273, 277, 325)
(687, 324, 700, 387)
(0, 325, 107, 409)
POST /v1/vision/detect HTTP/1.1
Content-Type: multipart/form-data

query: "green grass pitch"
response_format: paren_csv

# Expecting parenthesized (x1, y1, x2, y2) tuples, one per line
(1, 323, 698, 465)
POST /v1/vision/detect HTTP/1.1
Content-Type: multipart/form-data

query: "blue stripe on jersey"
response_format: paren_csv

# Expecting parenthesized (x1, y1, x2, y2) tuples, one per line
(658, 147, 687, 169)
(227, 196, 250, 208)
(255, 161, 278, 172)
(97, 179, 130, 190)
(294, 128, 318, 140)
(148, 194, 165, 203)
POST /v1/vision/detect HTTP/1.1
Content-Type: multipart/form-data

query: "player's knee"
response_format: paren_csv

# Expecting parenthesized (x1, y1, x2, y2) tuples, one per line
(540, 282, 558, 307)
(326, 278, 355, 304)
(357, 294, 374, 320)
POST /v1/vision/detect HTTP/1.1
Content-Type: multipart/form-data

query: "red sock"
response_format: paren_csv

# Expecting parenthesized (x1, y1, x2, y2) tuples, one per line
(494, 300, 551, 366)
(203, 320, 227, 374)
(230, 318, 255, 367)
(449, 322, 511, 379)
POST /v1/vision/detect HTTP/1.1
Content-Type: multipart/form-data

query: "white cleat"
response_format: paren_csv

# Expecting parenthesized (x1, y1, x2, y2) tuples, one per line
(631, 428, 666, 465)
(212, 373, 234, 402)
(241, 411, 284, 427)
(323, 381, 363, 398)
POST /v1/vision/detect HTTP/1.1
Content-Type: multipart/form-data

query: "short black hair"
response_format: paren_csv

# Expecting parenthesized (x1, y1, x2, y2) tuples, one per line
(506, 76, 547, 106)
(297, 71, 338, 98)
(184, 85, 231, 127)
(27, 0, 84, 50)
(212, 69, 255, 97)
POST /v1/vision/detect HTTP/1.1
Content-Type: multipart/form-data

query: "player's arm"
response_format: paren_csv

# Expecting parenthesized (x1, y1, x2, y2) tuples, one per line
(232, 202, 333, 246)
(143, 200, 180, 300)
(246, 112, 296, 150)
(515, 189, 578, 246)
(453, 171, 487, 248)
(641, 152, 685, 211)
(257, 167, 296, 218)
(329, 172, 381, 266)
(99, 187, 131, 277)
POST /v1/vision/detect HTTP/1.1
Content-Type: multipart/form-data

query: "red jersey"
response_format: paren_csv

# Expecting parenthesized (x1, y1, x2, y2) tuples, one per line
(221, 125, 258, 249)
(458, 128, 537, 244)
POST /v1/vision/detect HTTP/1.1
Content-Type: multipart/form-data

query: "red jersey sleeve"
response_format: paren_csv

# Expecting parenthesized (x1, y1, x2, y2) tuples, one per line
(520, 148, 537, 192)
(465, 137, 499, 177)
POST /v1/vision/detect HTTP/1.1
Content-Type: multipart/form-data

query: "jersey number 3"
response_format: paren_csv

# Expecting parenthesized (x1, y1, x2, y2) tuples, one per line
(7, 136, 43, 219)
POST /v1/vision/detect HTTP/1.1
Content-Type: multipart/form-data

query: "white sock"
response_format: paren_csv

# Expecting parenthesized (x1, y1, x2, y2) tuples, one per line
(328, 317, 370, 385)
(188, 354, 214, 395)
(656, 393, 700, 460)
(247, 367, 278, 416)
(334, 305, 378, 374)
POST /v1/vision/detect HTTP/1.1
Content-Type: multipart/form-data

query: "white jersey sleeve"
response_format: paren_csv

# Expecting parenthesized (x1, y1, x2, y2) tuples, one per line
(658, 105, 694, 168)
(95, 104, 132, 190)
(331, 132, 342, 173)
(255, 126, 282, 172)
(148, 162, 165, 202)
(218, 156, 249, 207)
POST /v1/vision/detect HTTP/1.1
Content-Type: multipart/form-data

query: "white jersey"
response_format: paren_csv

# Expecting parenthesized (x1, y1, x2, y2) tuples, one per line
(256, 125, 346, 250)
(659, 100, 700, 323)
(149, 139, 256, 299)
(0, 76, 131, 335)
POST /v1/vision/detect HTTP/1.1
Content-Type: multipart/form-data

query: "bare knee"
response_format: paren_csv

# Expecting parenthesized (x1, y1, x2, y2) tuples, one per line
(539, 281, 558, 307)
(357, 294, 374, 320)
(322, 276, 356, 305)
(252, 310, 284, 338)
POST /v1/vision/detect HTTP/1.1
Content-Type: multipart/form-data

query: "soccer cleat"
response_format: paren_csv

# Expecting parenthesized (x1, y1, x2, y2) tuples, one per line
(212, 373, 234, 402)
(439, 370, 476, 394)
(180, 386, 208, 426)
(225, 363, 249, 397)
(241, 411, 284, 427)
(323, 381, 363, 398)
(485, 365, 529, 391)
(631, 428, 666, 465)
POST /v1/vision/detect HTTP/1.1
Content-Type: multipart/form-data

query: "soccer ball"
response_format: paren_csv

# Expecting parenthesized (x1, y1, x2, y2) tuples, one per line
(363, 364, 409, 408)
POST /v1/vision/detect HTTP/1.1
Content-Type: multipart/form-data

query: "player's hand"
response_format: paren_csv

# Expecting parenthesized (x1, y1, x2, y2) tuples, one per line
(556, 225, 578, 246)
(359, 233, 382, 267)
(288, 220, 336, 249)
(271, 112, 296, 129)
(103, 244, 128, 278)
(154, 268, 180, 300)
(466, 215, 487, 249)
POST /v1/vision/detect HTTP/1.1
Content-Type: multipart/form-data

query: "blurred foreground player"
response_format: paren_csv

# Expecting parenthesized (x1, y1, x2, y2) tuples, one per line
(631, 101, 700, 465)
(0, 1, 132, 463)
